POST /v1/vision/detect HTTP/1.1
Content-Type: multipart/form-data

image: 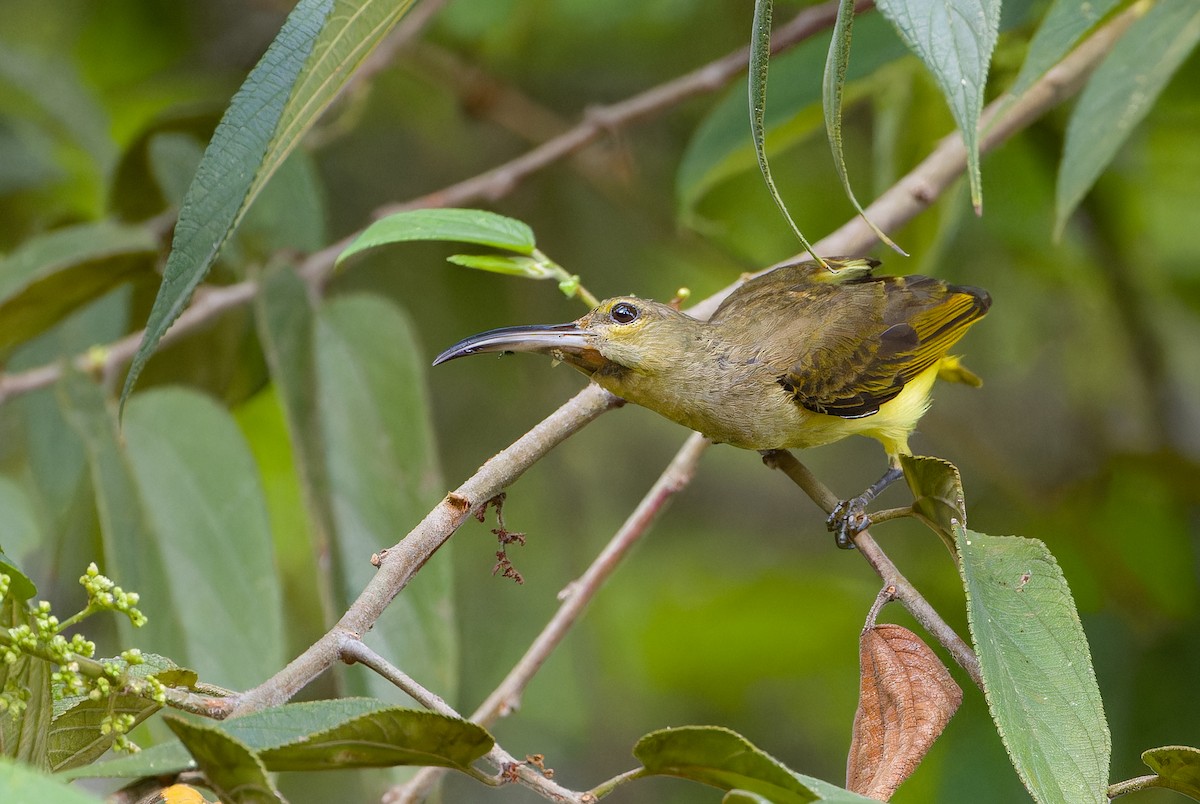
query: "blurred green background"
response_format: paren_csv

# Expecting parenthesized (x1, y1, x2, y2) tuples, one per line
(1, 0, 1198, 801)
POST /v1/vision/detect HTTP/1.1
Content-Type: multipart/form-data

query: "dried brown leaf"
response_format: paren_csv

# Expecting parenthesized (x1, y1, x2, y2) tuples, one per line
(847, 624, 963, 800)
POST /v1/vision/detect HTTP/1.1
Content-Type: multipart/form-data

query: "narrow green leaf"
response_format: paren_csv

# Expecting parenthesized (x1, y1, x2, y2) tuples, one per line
(0, 221, 156, 356)
(679, 13, 908, 214)
(1009, 0, 1121, 98)
(337, 209, 538, 268)
(749, 0, 824, 261)
(446, 254, 553, 278)
(123, 389, 285, 691)
(900, 454, 966, 549)
(875, 0, 1002, 212)
(956, 526, 1110, 803)
(259, 708, 493, 772)
(1142, 746, 1200, 800)
(1056, 0, 1200, 234)
(634, 726, 876, 803)
(165, 717, 283, 804)
(0, 755, 99, 804)
(120, 0, 335, 410)
(822, 0, 905, 254)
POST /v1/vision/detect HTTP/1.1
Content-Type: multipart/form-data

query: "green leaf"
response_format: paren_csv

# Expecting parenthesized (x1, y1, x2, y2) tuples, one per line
(724, 791, 774, 804)
(337, 209, 538, 268)
(0, 542, 38, 602)
(634, 726, 876, 803)
(0, 221, 156, 356)
(1008, 0, 1121, 98)
(165, 717, 283, 804)
(122, 388, 285, 691)
(875, 0, 1002, 212)
(822, 0, 905, 254)
(1142, 746, 1200, 800)
(122, 0, 421, 385)
(749, 0, 823, 259)
(55, 738, 194, 781)
(259, 708, 493, 772)
(678, 13, 907, 213)
(1055, 0, 1200, 234)
(900, 454, 966, 549)
(255, 269, 454, 702)
(446, 254, 554, 278)
(0, 755, 100, 804)
(956, 526, 1110, 804)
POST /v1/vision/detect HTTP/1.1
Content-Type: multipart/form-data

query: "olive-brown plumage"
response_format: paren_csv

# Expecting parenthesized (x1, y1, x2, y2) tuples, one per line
(435, 258, 990, 545)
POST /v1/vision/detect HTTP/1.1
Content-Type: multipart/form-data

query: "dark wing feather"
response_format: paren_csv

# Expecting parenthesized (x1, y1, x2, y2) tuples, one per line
(714, 265, 990, 420)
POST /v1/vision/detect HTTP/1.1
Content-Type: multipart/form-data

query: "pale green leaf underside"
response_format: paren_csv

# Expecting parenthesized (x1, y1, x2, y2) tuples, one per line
(338, 208, 538, 267)
(956, 526, 1110, 804)
(1009, 0, 1121, 98)
(1142, 745, 1200, 800)
(875, 0, 1002, 212)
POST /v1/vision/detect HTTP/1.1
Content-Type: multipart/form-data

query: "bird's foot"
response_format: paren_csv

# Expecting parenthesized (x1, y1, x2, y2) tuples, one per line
(827, 496, 871, 549)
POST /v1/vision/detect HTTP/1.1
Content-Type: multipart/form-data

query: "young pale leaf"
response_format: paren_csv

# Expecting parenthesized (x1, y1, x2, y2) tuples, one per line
(956, 526, 1110, 803)
(337, 209, 538, 268)
(875, 0, 1002, 212)
(749, 0, 824, 262)
(635, 726, 876, 803)
(1142, 746, 1200, 799)
(120, 0, 335, 411)
(1008, 0, 1121, 98)
(1056, 0, 1200, 235)
(900, 454, 965, 550)
(447, 254, 554, 279)
(165, 717, 283, 804)
(822, 0, 905, 254)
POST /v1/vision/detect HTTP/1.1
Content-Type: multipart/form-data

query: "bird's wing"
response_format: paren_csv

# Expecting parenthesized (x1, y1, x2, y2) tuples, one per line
(720, 272, 989, 420)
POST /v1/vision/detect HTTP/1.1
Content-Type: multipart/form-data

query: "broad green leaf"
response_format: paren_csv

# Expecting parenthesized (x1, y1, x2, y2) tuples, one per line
(259, 708, 493, 772)
(0, 221, 155, 356)
(822, 0, 904, 254)
(1008, 0, 1121, 98)
(56, 738, 194, 781)
(255, 269, 455, 702)
(0, 755, 99, 804)
(120, 0, 334, 409)
(875, 0, 1002, 212)
(57, 369, 185, 661)
(165, 717, 282, 804)
(679, 12, 907, 213)
(725, 791, 774, 804)
(123, 388, 284, 690)
(446, 254, 554, 279)
(0, 599, 51, 767)
(337, 209, 538, 268)
(1142, 746, 1200, 800)
(634, 726, 876, 803)
(749, 0, 823, 259)
(956, 526, 1109, 804)
(0, 541, 38, 602)
(1056, 0, 1200, 234)
(900, 454, 965, 550)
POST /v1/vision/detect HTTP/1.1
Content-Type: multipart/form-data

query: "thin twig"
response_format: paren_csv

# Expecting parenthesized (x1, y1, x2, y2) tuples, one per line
(392, 433, 709, 802)
(761, 449, 983, 689)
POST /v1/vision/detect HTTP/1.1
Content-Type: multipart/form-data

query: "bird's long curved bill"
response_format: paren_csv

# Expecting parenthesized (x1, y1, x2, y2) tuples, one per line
(433, 323, 603, 371)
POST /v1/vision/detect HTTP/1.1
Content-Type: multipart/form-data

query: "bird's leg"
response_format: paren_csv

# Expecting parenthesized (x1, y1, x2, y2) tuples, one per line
(827, 465, 904, 549)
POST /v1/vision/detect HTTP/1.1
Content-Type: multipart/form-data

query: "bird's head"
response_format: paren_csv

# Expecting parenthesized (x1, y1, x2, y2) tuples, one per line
(433, 296, 700, 378)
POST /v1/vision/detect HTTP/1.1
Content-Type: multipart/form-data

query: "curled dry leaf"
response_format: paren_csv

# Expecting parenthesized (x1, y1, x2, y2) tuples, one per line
(847, 624, 963, 800)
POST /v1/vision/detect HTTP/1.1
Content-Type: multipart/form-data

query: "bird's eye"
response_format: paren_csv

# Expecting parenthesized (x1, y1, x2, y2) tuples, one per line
(610, 301, 639, 324)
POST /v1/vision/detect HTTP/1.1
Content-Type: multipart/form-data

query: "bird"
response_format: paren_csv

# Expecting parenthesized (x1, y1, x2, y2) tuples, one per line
(434, 258, 991, 547)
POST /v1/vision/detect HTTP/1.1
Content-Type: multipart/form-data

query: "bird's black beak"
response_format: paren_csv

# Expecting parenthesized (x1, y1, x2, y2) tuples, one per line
(433, 322, 606, 373)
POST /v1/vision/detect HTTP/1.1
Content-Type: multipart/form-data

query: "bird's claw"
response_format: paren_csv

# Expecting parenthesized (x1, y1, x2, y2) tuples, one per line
(827, 497, 870, 549)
